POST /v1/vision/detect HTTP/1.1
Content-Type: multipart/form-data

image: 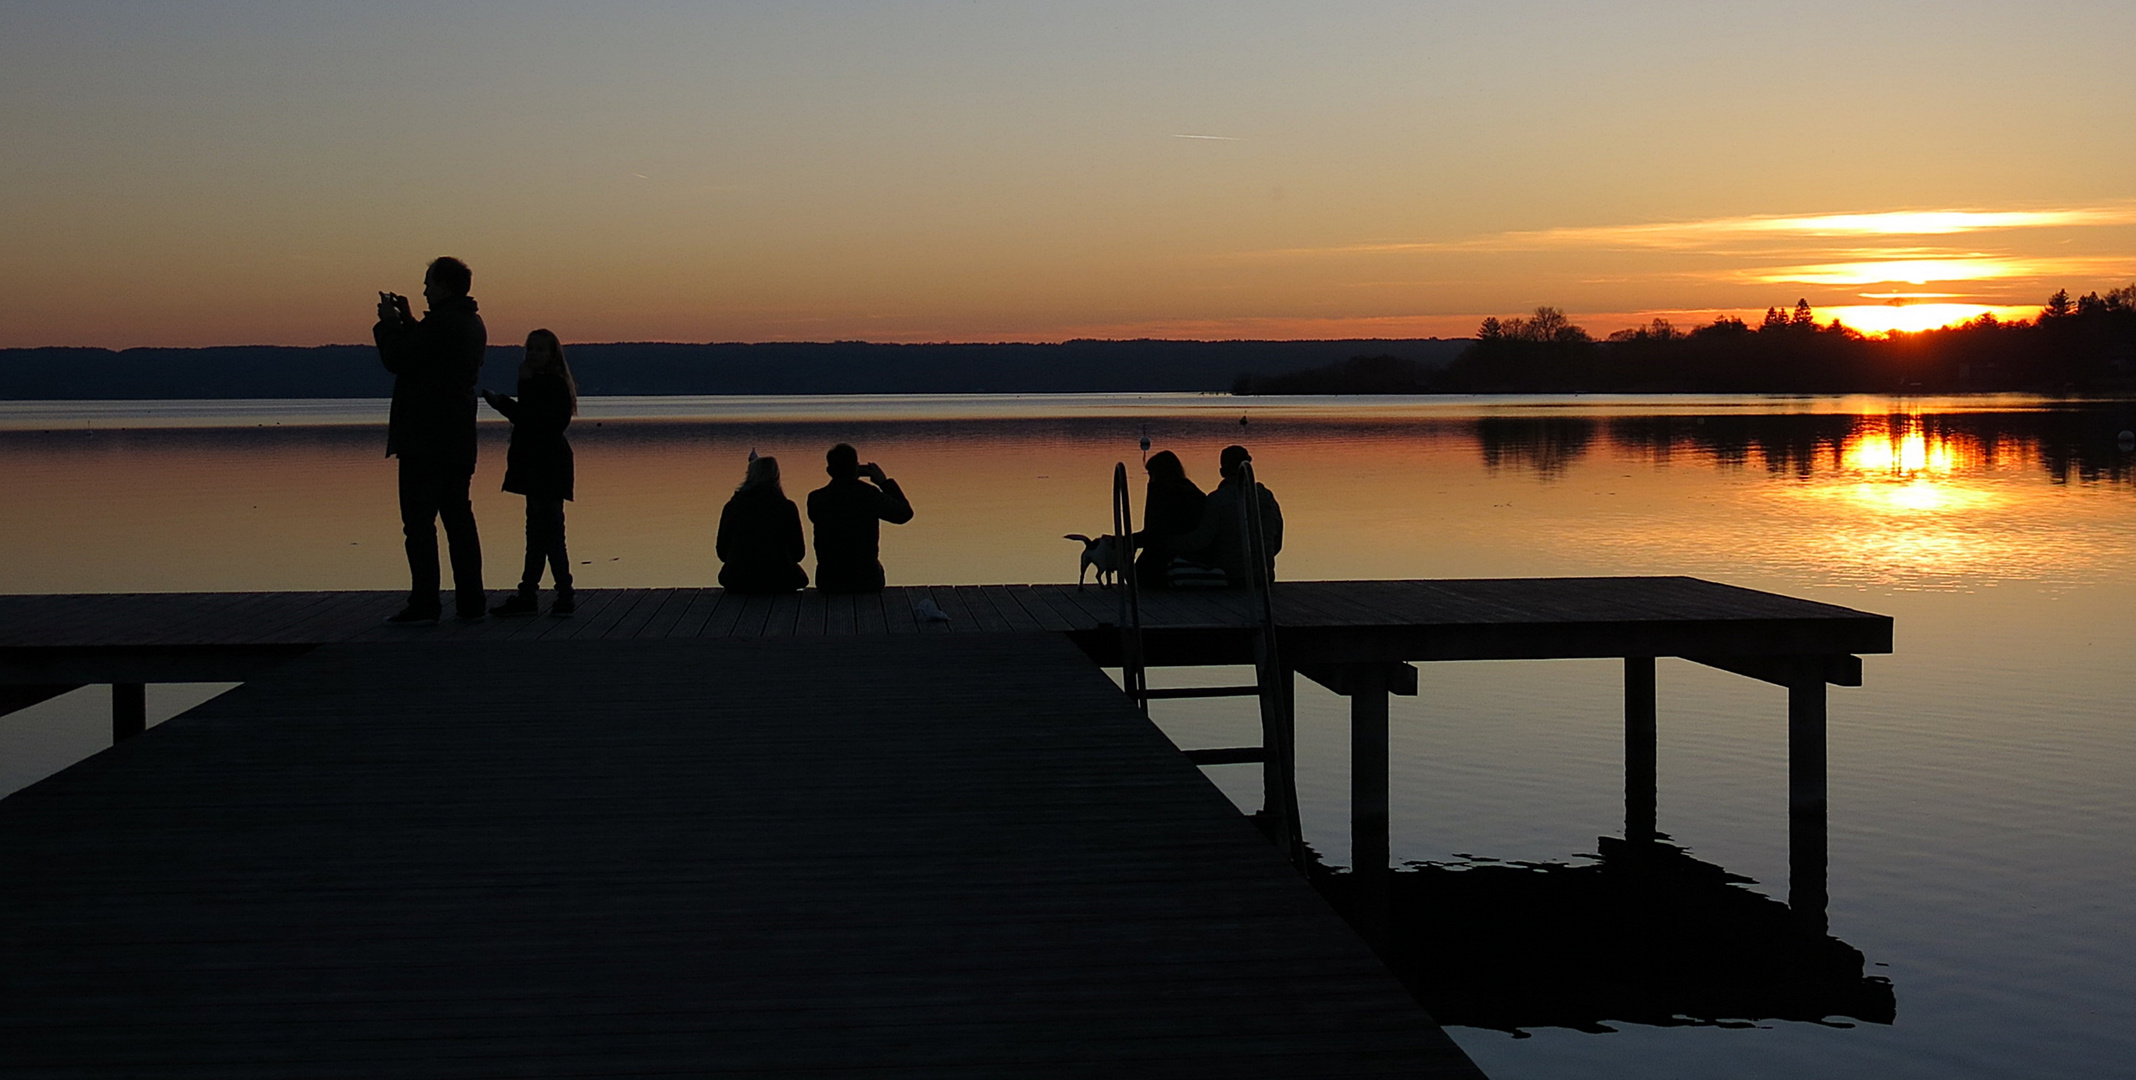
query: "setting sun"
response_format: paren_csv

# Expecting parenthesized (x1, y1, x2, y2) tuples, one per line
(1819, 303, 2039, 334)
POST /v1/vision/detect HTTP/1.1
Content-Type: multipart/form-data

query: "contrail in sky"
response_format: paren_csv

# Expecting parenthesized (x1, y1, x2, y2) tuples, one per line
(1169, 133, 1240, 140)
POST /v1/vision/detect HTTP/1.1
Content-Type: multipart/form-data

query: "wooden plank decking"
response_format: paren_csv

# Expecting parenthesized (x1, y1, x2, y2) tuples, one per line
(0, 634, 1483, 1078)
(0, 578, 1892, 685)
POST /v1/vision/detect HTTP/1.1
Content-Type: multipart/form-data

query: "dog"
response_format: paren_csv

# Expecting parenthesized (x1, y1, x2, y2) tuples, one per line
(1063, 533, 1123, 588)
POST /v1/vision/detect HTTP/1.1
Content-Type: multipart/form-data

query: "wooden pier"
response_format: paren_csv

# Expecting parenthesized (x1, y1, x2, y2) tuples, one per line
(0, 578, 1892, 1075)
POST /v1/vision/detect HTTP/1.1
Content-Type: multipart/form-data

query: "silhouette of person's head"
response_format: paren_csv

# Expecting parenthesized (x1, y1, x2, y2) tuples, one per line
(1146, 450, 1186, 483)
(423, 257, 472, 308)
(826, 443, 861, 480)
(520, 328, 578, 413)
(524, 328, 562, 368)
(740, 455, 782, 494)
(1219, 444, 1252, 483)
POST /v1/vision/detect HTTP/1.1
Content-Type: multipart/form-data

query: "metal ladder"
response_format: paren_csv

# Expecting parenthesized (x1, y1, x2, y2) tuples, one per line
(1111, 461, 1305, 866)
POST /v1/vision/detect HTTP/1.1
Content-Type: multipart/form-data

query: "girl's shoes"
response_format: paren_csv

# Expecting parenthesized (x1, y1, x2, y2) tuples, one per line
(550, 589, 576, 618)
(489, 589, 541, 618)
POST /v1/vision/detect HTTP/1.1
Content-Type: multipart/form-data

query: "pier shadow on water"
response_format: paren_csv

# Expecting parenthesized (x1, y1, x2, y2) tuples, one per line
(1292, 831, 1897, 1036)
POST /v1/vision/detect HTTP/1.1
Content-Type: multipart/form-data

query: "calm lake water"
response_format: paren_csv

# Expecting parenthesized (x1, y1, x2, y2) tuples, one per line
(4, 393, 2133, 1078)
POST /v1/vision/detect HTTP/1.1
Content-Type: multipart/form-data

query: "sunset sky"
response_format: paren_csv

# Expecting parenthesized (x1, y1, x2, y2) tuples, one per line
(5, 1, 2134, 348)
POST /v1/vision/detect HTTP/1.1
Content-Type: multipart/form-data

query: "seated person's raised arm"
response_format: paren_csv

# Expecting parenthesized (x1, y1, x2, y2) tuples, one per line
(874, 479, 915, 525)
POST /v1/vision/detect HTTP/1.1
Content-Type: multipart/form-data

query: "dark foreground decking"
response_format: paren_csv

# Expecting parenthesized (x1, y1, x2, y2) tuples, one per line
(0, 578, 1893, 1075)
(1, 634, 1482, 1078)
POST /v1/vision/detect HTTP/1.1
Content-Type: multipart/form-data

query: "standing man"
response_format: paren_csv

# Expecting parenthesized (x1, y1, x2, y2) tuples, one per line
(806, 443, 915, 592)
(374, 256, 487, 624)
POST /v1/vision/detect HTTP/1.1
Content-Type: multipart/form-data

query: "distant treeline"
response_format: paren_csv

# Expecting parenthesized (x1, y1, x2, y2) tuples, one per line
(0, 338, 1471, 400)
(1235, 288, 2136, 395)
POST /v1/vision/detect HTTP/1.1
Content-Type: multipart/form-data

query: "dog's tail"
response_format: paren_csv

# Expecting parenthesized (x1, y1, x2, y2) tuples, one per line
(1064, 534, 1094, 543)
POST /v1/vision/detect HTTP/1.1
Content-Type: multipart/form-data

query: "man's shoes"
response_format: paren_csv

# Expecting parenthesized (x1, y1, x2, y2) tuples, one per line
(455, 591, 487, 621)
(490, 591, 540, 618)
(384, 605, 440, 627)
(550, 591, 576, 618)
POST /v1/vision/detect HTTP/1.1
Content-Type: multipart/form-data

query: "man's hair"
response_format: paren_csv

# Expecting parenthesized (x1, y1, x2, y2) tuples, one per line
(426, 257, 472, 297)
(826, 442, 860, 479)
(1220, 444, 1252, 480)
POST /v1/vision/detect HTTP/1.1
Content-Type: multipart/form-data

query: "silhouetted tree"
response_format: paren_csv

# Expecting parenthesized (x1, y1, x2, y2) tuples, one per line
(1606, 318, 1680, 343)
(1440, 308, 1600, 391)
(1478, 307, 1591, 345)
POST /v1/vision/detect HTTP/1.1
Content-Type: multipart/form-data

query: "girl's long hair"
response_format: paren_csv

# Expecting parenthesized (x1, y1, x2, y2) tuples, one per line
(737, 455, 782, 496)
(1145, 449, 1187, 484)
(521, 329, 579, 416)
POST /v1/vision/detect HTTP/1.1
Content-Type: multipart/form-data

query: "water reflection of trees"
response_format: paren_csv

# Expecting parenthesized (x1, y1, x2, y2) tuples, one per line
(1474, 417, 1597, 478)
(1475, 409, 2136, 486)
(1605, 415, 1859, 477)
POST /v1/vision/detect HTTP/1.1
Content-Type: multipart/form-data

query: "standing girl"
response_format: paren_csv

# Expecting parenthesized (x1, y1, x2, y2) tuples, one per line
(482, 329, 577, 616)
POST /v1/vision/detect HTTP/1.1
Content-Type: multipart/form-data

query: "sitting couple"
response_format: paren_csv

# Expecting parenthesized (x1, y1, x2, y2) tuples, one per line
(1132, 444, 1282, 590)
(716, 443, 914, 594)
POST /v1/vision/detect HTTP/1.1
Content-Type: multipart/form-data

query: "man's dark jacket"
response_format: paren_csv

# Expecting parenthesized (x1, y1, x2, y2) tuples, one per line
(1172, 477, 1283, 586)
(806, 476, 915, 592)
(375, 295, 486, 464)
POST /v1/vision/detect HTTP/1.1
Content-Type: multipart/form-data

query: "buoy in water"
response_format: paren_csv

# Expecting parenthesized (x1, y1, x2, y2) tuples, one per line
(2120, 429, 2135, 448)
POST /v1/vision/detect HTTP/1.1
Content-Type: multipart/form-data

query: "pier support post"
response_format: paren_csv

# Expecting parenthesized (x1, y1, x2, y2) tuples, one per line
(1788, 676, 1829, 934)
(1349, 663, 1391, 954)
(112, 683, 146, 743)
(1624, 657, 1657, 844)
(1298, 662, 1416, 953)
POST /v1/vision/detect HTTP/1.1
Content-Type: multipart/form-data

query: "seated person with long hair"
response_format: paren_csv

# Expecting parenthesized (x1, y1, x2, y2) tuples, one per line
(1132, 449, 1207, 589)
(716, 455, 808, 594)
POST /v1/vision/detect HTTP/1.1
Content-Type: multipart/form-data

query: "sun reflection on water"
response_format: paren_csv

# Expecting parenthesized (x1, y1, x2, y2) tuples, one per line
(1829, 418, 2004, 513)
(1843, 420, 1962, 477)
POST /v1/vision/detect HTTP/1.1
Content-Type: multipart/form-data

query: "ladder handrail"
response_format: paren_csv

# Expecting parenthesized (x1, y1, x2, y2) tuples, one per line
(1237, 458, 1305, 867)
(1116, 454, 1303, 868)
(1111, 462, 1148, 710)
